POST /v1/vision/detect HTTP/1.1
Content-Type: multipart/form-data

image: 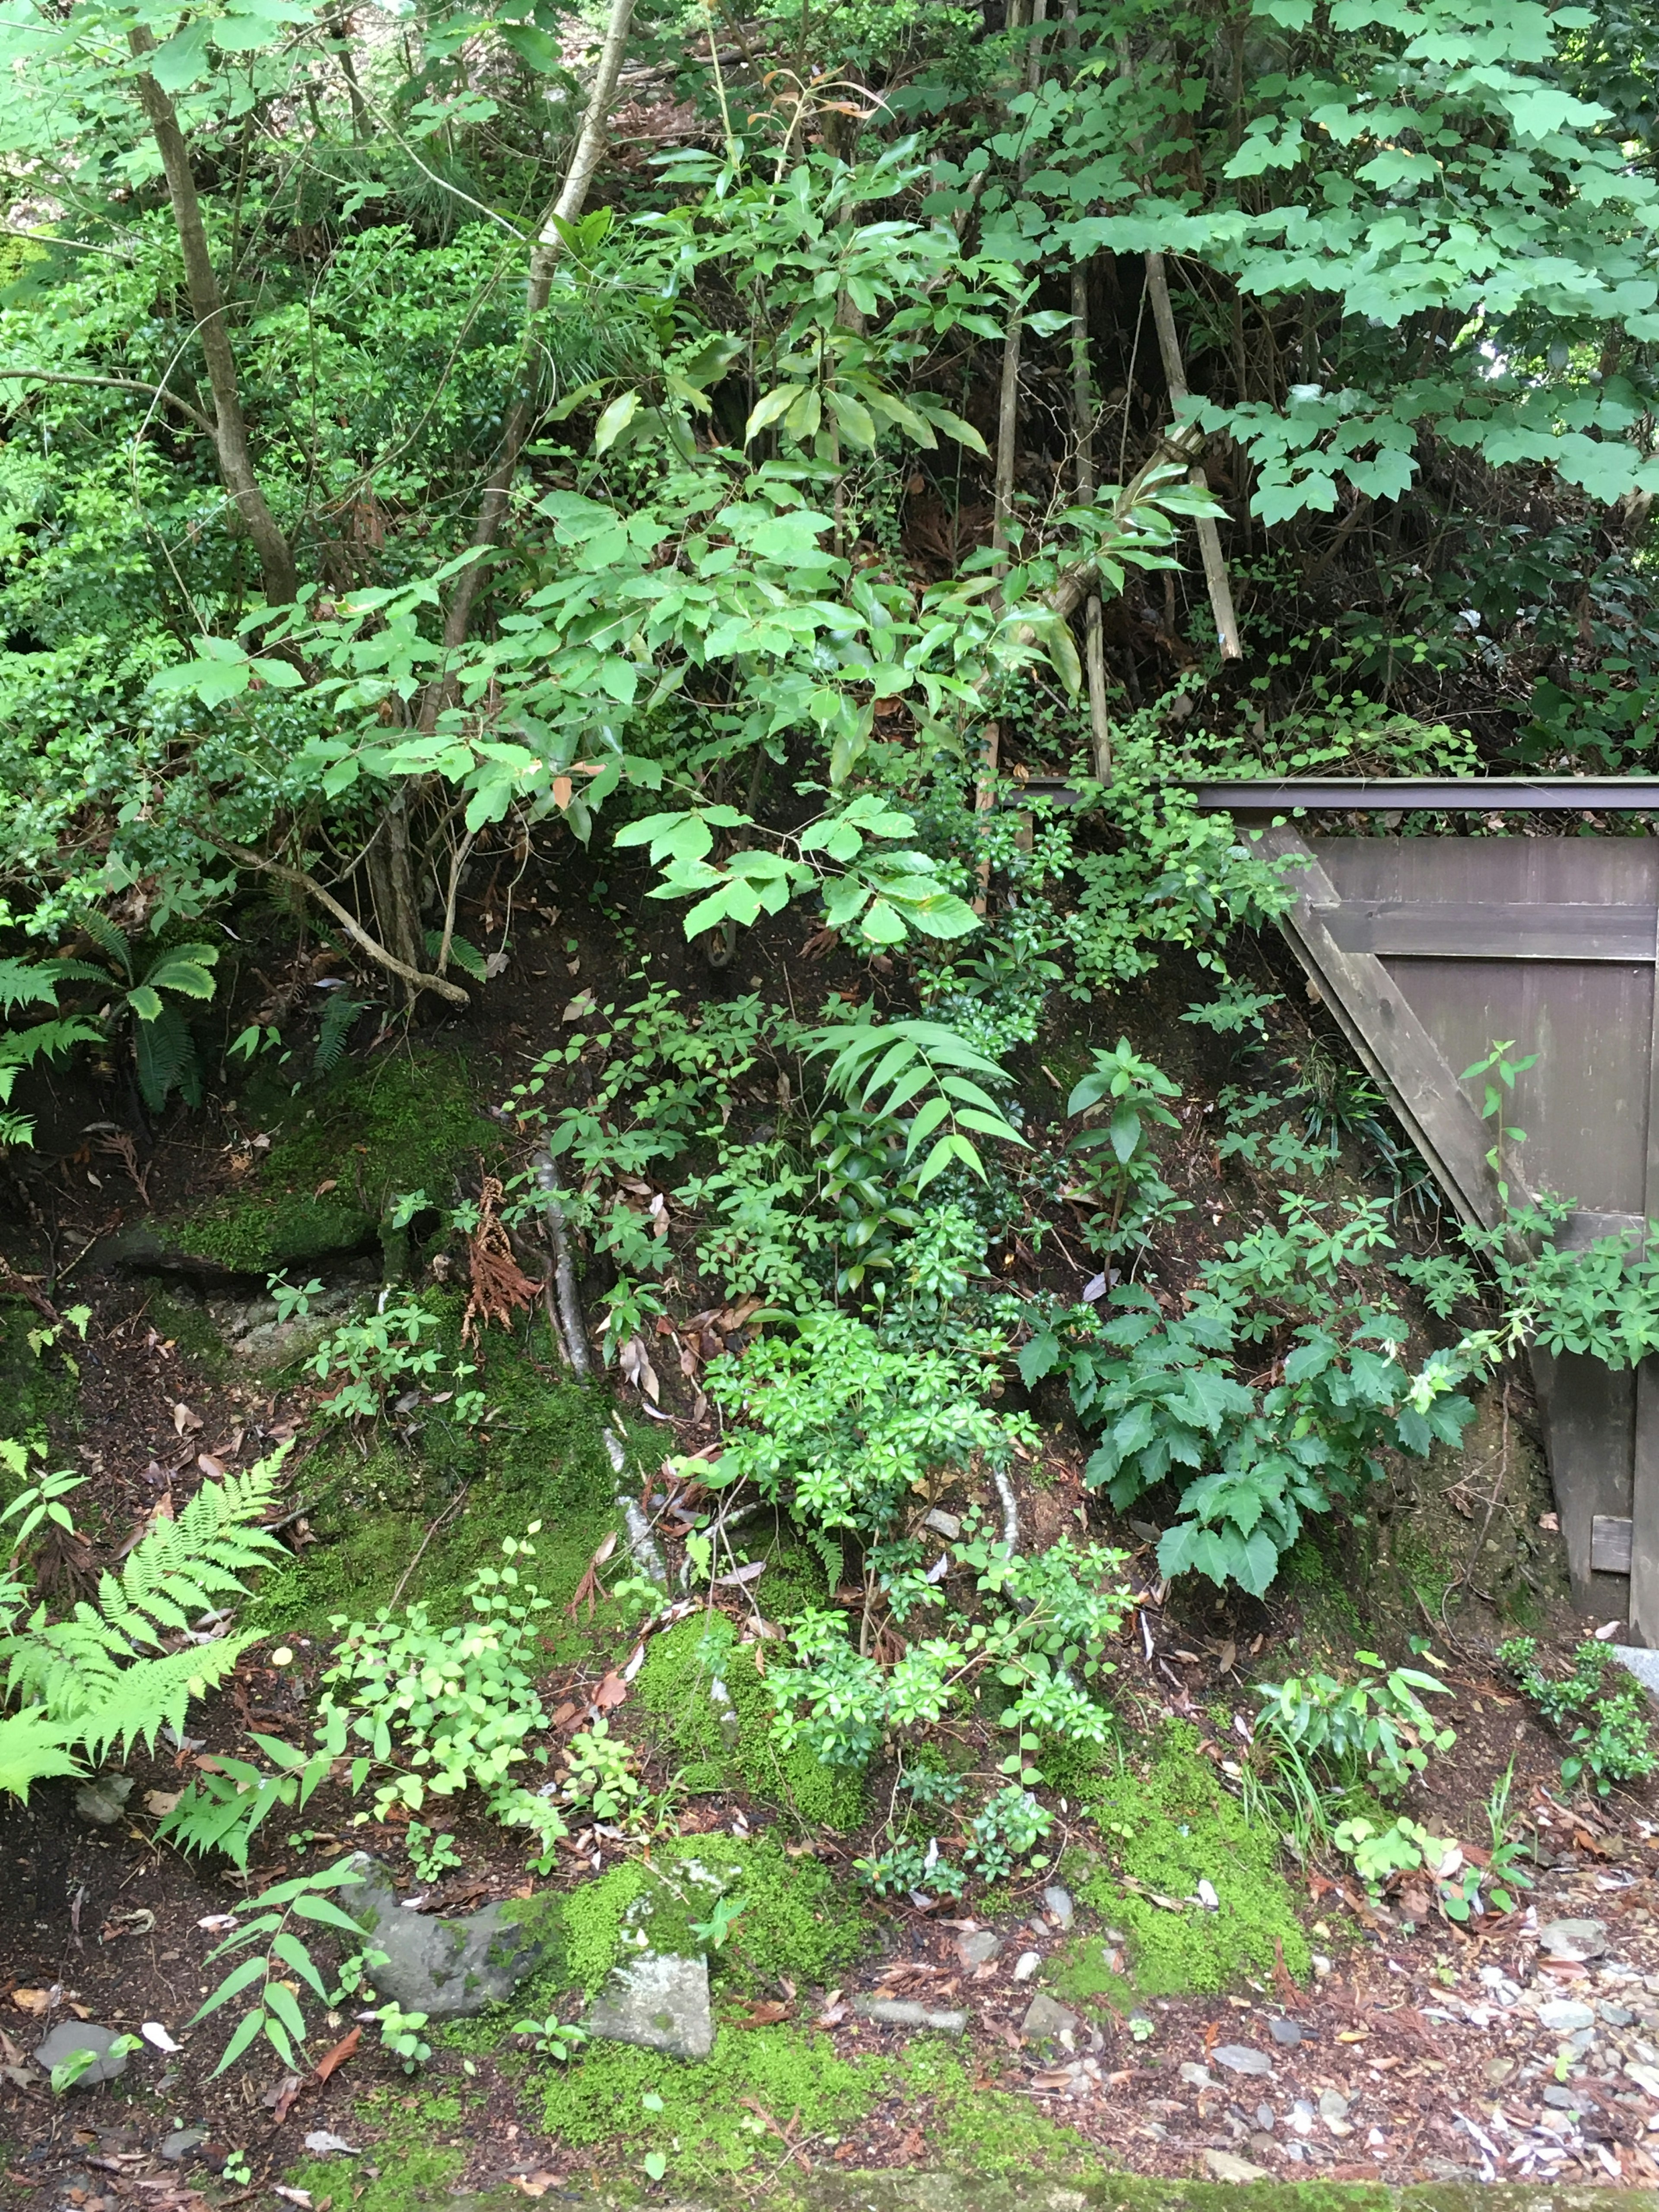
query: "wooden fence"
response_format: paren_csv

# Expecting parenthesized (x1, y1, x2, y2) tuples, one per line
(1189, 780, 1659, 1640)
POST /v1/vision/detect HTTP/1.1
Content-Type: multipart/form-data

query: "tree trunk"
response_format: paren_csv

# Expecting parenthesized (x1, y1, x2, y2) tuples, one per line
(433, 0, 638, 676)
(129, 30, 298, 606)
(364, 791, 427, 995)
(1070, 256, 1111, 782)
(1143, 249, 1242, 660)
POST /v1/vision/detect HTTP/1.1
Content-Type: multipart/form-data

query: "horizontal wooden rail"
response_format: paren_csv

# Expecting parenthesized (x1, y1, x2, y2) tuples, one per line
(1193, 777, 1659, 812)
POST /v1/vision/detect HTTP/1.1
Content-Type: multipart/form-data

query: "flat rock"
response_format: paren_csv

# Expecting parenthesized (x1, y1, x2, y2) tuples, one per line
(1042, 1885, 1074, 1930)
(74, 1774, 133, 1827)
(1268, 2016, 1303, 2047)
(1538, 1916, 1607, 1961)
(1203, 2149, 1272, 2183)
(34, 2024, 127, 2087)
(1211, 2042, 1273, 2077)
(853, 1997, 967, 2034)
(957, 1929, 1002, 1969)
(1019, 1993, 1078, 2046)
(1012, 1950, 1041, 1982)
(158, 2130, 206, 2162)
(342, 1854, 555, 2019)
(1536, 1999, 1596, 2035)
(1319, 2088, 1349, 2121)
(587, 1951, 713, 2059)
(1178, 2063, 1211, 2088)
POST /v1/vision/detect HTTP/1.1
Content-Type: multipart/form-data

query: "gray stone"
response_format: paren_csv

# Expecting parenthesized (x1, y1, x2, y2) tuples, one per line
(854, 1997, 967, 2034)
(342, 1854, 555, 2019)
(1268, 2017, 1302, 2047)
(1256, 2104, 1274, 2132)
(1179, 2063, 1212, 2088)
(1042, 1885, 1074, 1930)
(921, 1509, 962, 1541)
(1012, 1950, 1041, 1982)
(1601, 2002, 1636, 2026)
(1019, 1993, 1079, 2046)
(587, 1951, 713, 2059)
(1537, 1999, 1597, 2035)
(1212, 2043, 1274, 2077)
(74, 1773, 133, 1827)
(1318, 2089, 1349, 2122)
(1539, 1917, 1608, 1961)
(34, 2024, 128, 2087)
(159, 2130, 206, 2162)
(1612, 1645, 1659, 1707)
(957, 1929, 1002, 1969)
(1203, 2149, 1271, 2183)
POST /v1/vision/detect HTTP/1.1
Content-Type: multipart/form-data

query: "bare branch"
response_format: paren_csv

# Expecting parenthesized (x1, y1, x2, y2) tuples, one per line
(0, 367, 216, 437)
(215, 841, 470, 1006)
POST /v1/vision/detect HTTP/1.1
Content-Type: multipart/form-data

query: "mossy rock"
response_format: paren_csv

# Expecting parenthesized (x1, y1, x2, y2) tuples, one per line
(1052, 1722, 1309, 2002)
(632, 1612, 864, 1833)
(128, 1198, 379, 1277)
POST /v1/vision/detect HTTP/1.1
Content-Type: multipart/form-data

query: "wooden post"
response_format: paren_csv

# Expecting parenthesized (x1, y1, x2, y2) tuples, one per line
(1142, 251, 1242, 661)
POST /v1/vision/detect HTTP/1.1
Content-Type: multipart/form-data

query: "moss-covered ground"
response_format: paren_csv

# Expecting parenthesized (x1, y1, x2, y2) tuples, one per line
(632, 1612, 865, 1832)
(1051, 1723, 1309, 2006)
(189, 1050, 502, 1271)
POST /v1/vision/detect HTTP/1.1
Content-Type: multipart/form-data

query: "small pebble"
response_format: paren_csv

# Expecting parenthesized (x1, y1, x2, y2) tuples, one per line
(1012, 1951, 1042, 1983)
(1179, 2063, 1211, 2088)
(957, 1929, 1002, 1970)
(1600, 2003, 1635, 2027)
(1542, 2084, 1580, 2110)
(1212, 2043, 1274, 2077)
(1042, 1884, 1075, 1930)
(1318, 2089, 1349, 2122)
(1256, 2102, 1274, 2131)
(1269, 2017, 1302, 2047)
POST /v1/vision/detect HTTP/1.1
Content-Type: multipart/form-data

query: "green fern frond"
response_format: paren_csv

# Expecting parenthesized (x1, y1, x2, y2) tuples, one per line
(78, 1635, 261, 1761)
(313, 992, 367, 1077)
(76, 910, 130, 975)
(134, 1000, 199, 1112)
(93, 1462, 285, 1647)
(0, 1704, 81, 1799)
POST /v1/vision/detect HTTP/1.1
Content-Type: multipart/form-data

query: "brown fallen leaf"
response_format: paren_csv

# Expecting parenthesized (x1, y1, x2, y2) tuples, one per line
(731, 2000, 789, 2027)
(145, 1789, 182, 1817)
(511, 2177, 558, 2200)
(591, 1670, 627, 1713)
(266, 2074, 305, 2122)
(10, 1990, 56, 2015)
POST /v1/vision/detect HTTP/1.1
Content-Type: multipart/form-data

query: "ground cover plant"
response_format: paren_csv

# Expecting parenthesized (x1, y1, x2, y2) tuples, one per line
(4, 0, 1659, 2193)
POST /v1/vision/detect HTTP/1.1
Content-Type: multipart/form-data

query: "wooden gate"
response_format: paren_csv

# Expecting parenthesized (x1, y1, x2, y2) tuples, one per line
(1192, 780, 1659, 1640)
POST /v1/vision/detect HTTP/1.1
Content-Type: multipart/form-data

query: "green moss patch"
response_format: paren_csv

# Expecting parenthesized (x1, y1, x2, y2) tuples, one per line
(540, 2021, 882, 2177)
(562, 1831, 870, 1997)
(252, 1314, 636, 1644)
(634, 1613, 864, 1832)
(897, 2040, 1113, 2181)
(281, 2084, 481, 2211)
(1055, 1723, 1309, 2001)
(193, 1051, 500, 1272)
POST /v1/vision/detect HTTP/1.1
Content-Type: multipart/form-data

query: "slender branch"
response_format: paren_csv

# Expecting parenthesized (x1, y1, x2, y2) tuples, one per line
(214, 841, 470, 1005)
(430, 0, 639, 689)
(1142, 250, 1242, 660)
(129, 28, 299, 605)
(0, 367, 216, 437)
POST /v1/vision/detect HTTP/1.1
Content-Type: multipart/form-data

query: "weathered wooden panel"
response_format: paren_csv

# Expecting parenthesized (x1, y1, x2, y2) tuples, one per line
(1248, 825, 1655, 1628)
(1594, 1516, 1635, 1574)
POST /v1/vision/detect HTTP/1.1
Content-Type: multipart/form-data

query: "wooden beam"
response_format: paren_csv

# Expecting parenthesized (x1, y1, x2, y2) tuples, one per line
(1197, 778, 1659, 813)
(1594, 1516, 1635, 1576)
(1320, 901, 1659, 963)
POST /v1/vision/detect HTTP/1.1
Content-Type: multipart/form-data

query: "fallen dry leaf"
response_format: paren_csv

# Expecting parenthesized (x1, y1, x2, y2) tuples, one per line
(591, 1670, 627, 1713)
(144, 1790, 182, 1817)
(10, 1990, 56, 2015)
(312, 2024, 361, 2085)
(511, 2177, 558, 2200)
(731, 2000, 790, 2027)
(271, 2190, 312, 2208)
(171, 1402, 202, 1435)
(140, 2022, 182, 2054)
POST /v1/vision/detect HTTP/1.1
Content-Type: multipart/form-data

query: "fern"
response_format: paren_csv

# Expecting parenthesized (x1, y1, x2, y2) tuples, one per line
(1, 1455, 287, 1800)
(136, 998, 200, 1110)
(313, 992, 367, 1077)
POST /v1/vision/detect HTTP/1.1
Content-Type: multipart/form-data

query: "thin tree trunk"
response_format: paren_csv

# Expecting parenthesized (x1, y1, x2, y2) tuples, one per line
(129, 29, 298, 606)
(1070, 257, 1111, 782)
(433, 0, 637, 674)
(991, 0, 1047, 569)
(1143, 249, 1241, 660)
(327, 11, 370, 137)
